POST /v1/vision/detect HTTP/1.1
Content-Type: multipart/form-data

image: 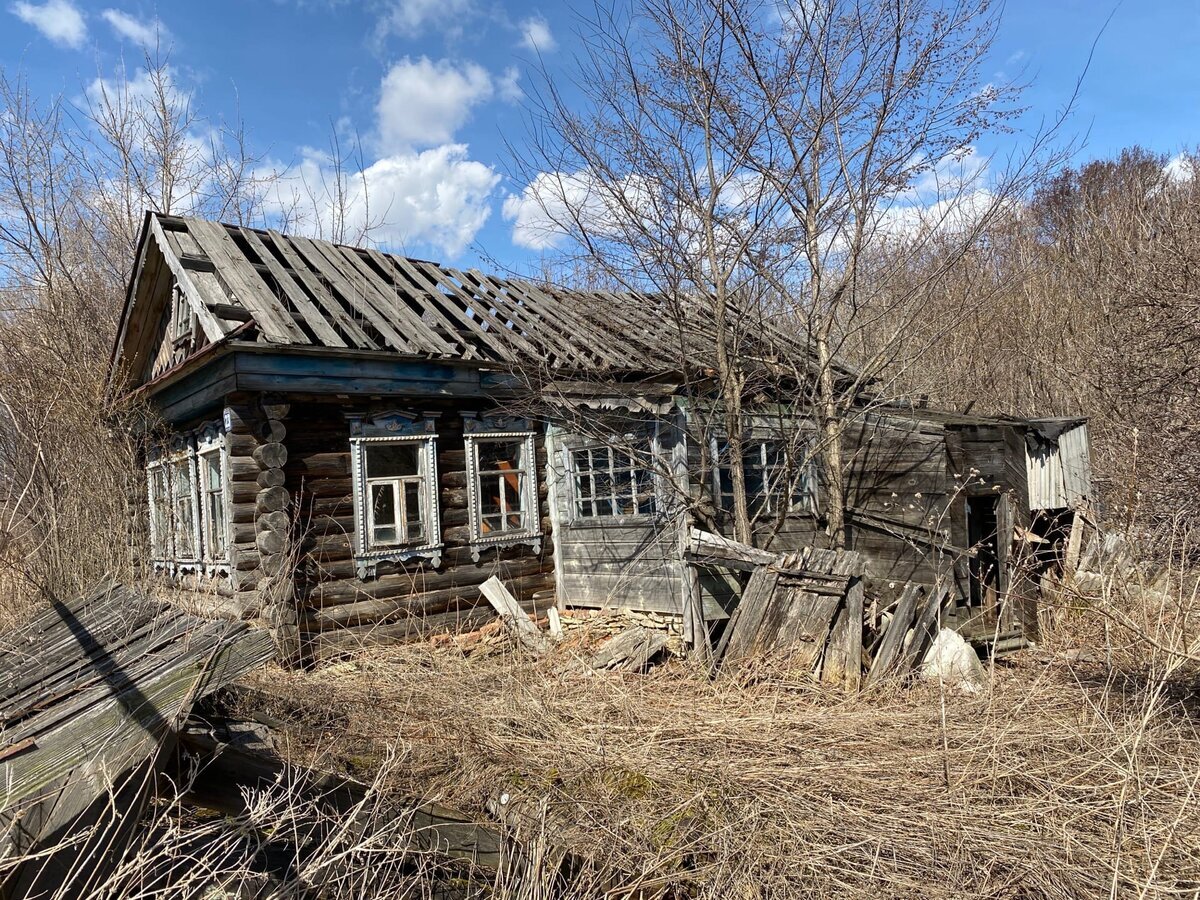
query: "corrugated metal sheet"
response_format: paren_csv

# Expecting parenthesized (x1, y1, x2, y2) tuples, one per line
(1026, 421, 1092, 510)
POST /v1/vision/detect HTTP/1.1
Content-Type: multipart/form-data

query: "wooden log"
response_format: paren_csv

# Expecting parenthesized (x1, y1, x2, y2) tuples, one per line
(259, 419, 286, 443)
(256, 510, 290, 534)
(305, 556, 551, 606)
(588, 627, 669, 671)
(255, 486, 290, 514)
(286, 452, 350, 478)
(256, 530, 288, 555)
(230, 501, 258, 525)
(305, 599, 540, 661)
(253, 442, 288, 470)
(227, 457, 260, 482)
(230, 482, 260, 504)
(257, 468, 287, 489)
(480, 575, 551, 655)
(227, 432, 257, 458)
(230, 522, 257, 545)
(259, 401, 291, 420)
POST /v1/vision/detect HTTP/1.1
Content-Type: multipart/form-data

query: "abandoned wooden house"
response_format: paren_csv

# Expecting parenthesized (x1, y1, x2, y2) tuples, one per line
(109, 212, 1092, 661)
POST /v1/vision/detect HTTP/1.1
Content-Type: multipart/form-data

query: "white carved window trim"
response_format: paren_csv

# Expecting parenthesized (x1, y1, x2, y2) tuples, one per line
(464, 431, 541, 561)
(196, 429, 231, 576)
(350, 434, 442, 578)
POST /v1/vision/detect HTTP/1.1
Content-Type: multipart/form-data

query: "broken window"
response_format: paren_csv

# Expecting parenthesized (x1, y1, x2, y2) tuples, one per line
(363, 442, 429, 547)
(570, 445, 655, 518)
(467, 434, 538, 541)
(147, 425, 230, 574)
(714, 438, 818, 516)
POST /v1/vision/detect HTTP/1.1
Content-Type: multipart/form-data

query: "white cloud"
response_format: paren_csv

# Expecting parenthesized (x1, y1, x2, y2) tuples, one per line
(374, 0, 473, 39)
(10, 0, 86, 48)
(503, 170, 653, 251)
(264, 144, 500, 258)
(377, 57, 498, 152)
(1164, 153, 1195, 184)
(519, 16, 556, 52)
(100, 8, 168, 47)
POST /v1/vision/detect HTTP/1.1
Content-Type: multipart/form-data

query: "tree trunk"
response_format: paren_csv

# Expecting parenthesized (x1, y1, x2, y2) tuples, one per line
(816, 329, 847, 550)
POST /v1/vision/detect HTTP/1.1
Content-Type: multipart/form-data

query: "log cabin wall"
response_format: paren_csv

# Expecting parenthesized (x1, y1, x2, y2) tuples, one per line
(280, 400, 556, 661)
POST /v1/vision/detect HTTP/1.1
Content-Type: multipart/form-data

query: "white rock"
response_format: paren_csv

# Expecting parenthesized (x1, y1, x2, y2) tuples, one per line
(920, 628, 987, 694)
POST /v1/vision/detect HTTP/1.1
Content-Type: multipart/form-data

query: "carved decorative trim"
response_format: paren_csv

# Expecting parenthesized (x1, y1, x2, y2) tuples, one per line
(463, 421, 541, 562)
(349, 430, 443, 579)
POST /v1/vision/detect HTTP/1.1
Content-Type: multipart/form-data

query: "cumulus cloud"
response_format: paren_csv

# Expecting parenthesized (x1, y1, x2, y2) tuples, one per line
(518, 16, 556, 52)
(100, 8, 168, 46)
(10, 0, 86, 48)
(503, 170, 659, 251)
(377, 57, 500, 152)
(264, 144, 500, 257)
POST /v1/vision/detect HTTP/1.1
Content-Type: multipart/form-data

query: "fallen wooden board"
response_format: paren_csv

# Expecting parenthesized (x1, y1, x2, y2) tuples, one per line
(821, 577, 865, 691)
(480, 576, 551, 656)
(588, 627, 669, 672)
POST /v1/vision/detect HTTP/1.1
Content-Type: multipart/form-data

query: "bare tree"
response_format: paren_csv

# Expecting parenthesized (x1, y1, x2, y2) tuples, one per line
(512, 0, 1067, 548)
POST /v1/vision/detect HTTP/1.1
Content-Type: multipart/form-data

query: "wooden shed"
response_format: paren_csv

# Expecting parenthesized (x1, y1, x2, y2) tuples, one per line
(110, 213, 1091, 660)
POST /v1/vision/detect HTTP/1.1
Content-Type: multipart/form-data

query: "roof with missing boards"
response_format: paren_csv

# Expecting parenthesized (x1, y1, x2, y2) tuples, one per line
(113, 212, 809, 383)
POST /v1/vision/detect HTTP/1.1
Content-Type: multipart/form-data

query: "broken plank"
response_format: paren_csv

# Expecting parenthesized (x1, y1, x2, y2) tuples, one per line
(479, 576, 550, 656)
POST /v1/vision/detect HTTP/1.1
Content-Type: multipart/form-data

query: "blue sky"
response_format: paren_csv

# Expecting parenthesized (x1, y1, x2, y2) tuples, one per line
(1, 0, 1197, 271)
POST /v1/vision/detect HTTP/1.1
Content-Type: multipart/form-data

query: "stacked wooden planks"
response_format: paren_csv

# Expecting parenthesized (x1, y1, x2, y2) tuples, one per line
(0, 578, 274, 898)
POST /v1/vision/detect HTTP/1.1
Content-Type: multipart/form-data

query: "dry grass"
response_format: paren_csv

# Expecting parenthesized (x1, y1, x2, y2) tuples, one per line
(236, 586, 1200, 899)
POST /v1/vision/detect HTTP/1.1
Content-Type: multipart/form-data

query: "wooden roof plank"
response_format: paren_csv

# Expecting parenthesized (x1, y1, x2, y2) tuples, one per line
(490, 276, 639, 368)
(263, 230, 378, 350)
(367, 251, 497, 362)
(411, 263, 551, 362)
(185, 219, 311, 345)
(290, 235, 415, 354)
(333, 246, 461, 356)
(455, 270, 604, 367)
(147, 215, 230, 342)
(238, 228, 349, 348)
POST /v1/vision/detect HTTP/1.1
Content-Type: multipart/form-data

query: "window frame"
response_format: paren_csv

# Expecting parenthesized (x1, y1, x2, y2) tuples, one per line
(711, 435, 820, 518)
(464, 430, 541, 560)
(350, 430, 442, 578)
(564, 433, 660, 525)
(196, 428, 231, 574)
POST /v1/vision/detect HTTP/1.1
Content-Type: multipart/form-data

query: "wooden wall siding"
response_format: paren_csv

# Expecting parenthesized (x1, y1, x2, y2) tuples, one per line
(282, 403, 555, 651)
(546, 424, 689, 617)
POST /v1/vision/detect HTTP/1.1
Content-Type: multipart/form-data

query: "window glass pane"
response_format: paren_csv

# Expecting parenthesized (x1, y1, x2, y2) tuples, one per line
(367, 443, 420, 478)
(204, 452, 221, 488)
(404, 481, 424, 540)
(172, 459, 195, 557)
(478, 439, 522, 472)
(502, 476, 524, 529)
(371, 482, 397, 544)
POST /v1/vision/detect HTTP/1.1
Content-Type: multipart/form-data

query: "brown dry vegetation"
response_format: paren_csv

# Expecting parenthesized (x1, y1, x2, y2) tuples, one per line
(221, 570, 1200, 899)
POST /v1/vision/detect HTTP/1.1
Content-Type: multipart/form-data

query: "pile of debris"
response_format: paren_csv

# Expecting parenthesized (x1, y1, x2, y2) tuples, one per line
(690, 529, 978, 690)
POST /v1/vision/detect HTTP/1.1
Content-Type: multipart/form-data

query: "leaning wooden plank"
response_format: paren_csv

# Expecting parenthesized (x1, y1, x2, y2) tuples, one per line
(588, 627, 669, 672)
(264, 230, 378, 348)
(821, 577, 865, 691)
(894, 582, 952, 676)
(687, 527, 779, 571)
(239, 227, 348, 347)
(865, 584, 923, 687)
(479, 576, 550, 656)
(147, 215, 229, 342)
(717, 568, 781, 667)
(186, 219, 310, 344)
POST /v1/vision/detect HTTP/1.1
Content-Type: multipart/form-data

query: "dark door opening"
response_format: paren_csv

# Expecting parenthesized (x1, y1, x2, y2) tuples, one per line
(966, 494, 1000, 617)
